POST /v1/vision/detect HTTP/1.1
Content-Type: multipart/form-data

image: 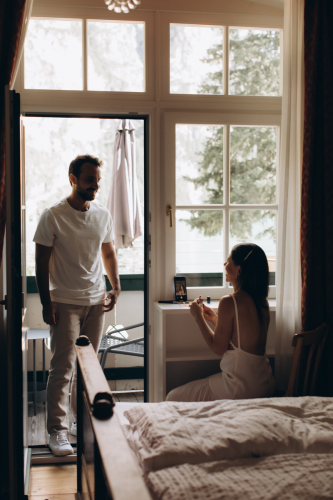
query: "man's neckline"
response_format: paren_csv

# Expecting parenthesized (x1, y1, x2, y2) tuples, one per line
(66, 197, 91, 212)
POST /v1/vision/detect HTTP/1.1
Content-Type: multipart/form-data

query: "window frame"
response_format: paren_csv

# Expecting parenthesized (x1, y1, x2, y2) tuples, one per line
(163, 111, 280, 301)
(18, 7, 156, 103)
(160, 11, 283, 103)
(16, 6, 283, 306)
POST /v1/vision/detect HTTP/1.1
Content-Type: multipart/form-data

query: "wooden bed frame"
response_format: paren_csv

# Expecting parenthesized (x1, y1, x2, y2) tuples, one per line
(75, 335, 333, 500)
(75, 336, 151, 500)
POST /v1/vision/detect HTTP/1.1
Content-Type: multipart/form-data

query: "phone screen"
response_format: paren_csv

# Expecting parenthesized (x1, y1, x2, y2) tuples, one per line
(174, 277, 187, 302)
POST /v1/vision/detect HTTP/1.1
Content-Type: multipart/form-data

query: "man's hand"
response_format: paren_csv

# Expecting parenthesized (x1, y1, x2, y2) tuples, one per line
(102, 241, 120, 313)
(42, 302, 59, 325)
(103, 288, 120, 312)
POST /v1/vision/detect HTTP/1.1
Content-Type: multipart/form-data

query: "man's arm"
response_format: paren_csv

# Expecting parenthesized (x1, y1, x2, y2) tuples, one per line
(102, 241, 121, 312)
(35, 243, 59, 325)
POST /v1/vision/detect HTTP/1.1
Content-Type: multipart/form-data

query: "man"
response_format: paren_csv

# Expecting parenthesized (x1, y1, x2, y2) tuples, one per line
(34, 154, 120, 456)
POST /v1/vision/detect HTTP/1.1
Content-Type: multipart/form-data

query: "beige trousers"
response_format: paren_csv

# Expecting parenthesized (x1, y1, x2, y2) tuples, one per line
(47, 302, 104, 434)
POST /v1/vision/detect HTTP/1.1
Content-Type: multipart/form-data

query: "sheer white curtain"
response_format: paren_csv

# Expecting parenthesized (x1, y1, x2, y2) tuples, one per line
(275, 0, 304, 391)
(10, 0, 34, 89)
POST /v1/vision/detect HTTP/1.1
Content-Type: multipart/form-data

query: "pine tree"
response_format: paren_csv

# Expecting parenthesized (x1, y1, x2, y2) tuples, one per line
(183, 29, 280, 240)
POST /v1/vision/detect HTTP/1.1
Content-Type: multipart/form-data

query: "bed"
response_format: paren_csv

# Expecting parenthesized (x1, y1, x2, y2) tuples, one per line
(75, 338, 333, 500)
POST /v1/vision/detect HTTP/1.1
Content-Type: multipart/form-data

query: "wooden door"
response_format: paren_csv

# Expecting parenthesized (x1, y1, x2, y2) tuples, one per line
(0, 86, 26, 500)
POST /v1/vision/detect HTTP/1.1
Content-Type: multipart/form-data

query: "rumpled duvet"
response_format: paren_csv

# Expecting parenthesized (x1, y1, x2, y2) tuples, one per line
(145, 453, 333, 500)
(124, 396, 333, 472)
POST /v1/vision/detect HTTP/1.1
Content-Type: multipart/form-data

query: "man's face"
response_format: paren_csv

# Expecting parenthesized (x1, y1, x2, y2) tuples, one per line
(73, 162, 102, 201)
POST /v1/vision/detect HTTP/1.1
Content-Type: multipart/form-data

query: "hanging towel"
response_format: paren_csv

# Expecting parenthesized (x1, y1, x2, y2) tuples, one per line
(107, 119, 143, 249)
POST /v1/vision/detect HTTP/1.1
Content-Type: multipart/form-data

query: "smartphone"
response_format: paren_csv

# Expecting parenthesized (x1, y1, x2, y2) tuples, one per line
(174, 276, 187, 302)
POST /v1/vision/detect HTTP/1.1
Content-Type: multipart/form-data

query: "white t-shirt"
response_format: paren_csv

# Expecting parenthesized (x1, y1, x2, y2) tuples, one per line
(33, 198, 114, 305)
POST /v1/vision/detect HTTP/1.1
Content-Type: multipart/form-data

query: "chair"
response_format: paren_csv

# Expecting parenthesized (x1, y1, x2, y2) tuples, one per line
(98, 322, 144, 370)
(285, 323, 328, 397)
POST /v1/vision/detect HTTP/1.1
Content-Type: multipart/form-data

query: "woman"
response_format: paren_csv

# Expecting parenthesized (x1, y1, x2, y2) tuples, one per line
(166, 243, 275, 402)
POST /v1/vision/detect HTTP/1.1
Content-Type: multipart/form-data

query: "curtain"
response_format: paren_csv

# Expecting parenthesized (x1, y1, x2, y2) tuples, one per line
(0, 0, 31, 265)
(301, 0, 333, 396)
(10, 0, 34, 91)
(275, 0, 304, 392)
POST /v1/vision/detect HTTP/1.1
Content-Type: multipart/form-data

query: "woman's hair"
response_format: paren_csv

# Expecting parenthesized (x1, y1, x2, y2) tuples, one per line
(230, 243, 269, 323)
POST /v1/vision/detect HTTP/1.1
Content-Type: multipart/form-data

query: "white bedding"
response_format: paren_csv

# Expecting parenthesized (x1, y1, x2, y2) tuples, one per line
(124, 397, 333, 472)
(145, 453, 333, 500)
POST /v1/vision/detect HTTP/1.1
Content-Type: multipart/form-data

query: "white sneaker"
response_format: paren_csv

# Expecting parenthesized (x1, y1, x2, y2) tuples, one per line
(70, 422, 77, 437)
(49, 431, 74, 456)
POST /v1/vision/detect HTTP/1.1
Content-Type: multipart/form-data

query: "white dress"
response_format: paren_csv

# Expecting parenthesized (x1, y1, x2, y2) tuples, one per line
(209, 294, 275, 400)
(166, 294, 275, 402)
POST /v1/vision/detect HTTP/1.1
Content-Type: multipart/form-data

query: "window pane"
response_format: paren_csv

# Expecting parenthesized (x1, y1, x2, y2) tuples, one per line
(230, 126, 277, 204)
(87, 21, 144, 92)
(176, 125, 223, 205)
(25, 19, 82, 90)
(24, 117, 144, 276)
(176, 210, 224, 278)
(230, 209, 276, 274)
(229, 29, 280, 96)
(170, 25, 223, 95)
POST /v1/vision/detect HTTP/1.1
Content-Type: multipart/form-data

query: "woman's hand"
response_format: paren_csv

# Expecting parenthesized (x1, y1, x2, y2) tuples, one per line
(202, 304, 218, 325)
(190, 297, 204, 322)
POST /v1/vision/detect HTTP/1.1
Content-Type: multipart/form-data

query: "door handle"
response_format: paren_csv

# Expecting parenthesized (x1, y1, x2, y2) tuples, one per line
(0, 295, 7, 309)
(166, 205, 173, 228)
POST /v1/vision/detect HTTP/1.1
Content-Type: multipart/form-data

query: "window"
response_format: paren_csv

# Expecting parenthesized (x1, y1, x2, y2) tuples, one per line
(229, 28, 281, 96)
(162, 19, 281, 297)
(20, 8, 282, 304)
(87, 21, 144, 92)
(169, 24, 281, 96)
(173, 122, 277, 289)
(24, 18, 145, 92)
(25, 19, 83, 90)
(170, 25, 223, 95)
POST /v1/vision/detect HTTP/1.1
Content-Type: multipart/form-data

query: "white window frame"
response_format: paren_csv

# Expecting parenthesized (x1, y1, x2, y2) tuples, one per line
(159, 12, 283, 102)
(16, 7, 156, 105)
(15, 4, 283, 402)
(159, 13, 282, 301)
(163, 118, 280, 301)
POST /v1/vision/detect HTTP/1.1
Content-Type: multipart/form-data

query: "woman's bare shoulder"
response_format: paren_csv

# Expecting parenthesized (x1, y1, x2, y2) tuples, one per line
(218, 295, 234, 314)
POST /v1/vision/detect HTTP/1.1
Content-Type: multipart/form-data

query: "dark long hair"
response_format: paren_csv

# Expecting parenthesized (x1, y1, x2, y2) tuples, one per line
(231, 243, 269, 323)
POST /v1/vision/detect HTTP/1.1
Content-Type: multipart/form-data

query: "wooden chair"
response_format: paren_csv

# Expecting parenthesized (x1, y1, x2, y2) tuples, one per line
(285, 323, 329, 397)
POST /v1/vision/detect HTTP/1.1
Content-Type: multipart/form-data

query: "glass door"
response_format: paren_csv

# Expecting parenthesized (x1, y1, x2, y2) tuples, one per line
(23, 114, 149, 454)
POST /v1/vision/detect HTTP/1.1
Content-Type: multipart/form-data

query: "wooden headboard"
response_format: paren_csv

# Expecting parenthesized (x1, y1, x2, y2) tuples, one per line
(75, 336, 151, 500)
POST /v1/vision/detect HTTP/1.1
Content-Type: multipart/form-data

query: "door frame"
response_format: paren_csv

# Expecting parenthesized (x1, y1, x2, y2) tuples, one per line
(1, 87, 26, 500)
(24, 111, 150, 400)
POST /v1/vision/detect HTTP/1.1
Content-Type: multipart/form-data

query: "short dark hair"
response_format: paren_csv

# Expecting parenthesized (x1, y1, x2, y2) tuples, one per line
(68, 155, 103, 186)
(231, 243, 269, 322)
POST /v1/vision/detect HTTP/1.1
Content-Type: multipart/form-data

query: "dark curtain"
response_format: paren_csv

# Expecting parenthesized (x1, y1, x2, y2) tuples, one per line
(301, 0, 333, 396)
(0, 0, 26, 265)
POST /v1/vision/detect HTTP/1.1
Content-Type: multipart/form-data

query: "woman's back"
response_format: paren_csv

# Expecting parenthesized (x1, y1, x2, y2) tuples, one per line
(228, 290, 270, 356)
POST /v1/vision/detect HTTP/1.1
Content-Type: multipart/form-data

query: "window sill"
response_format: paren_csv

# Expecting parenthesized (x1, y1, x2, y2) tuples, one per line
(154, 298, 276, 312)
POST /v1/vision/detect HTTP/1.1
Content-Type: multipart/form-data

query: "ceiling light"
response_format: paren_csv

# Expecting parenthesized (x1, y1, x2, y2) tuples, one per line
(105, 0, 141, 13)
